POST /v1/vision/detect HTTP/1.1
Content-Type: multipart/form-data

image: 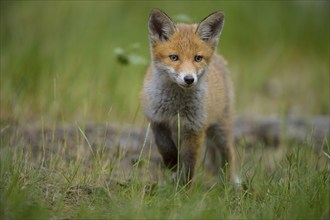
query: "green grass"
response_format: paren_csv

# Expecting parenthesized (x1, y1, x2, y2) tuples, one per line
(1, 1, 329, 219)
(0, 130, 329, 219)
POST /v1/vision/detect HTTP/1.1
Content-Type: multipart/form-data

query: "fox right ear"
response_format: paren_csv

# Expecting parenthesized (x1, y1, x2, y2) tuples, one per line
(148, 9, 176, 45)
(196, 11, 225, 48)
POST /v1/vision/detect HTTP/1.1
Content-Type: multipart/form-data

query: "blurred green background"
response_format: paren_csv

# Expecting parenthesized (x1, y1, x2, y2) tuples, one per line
(1, 1, 329, 126)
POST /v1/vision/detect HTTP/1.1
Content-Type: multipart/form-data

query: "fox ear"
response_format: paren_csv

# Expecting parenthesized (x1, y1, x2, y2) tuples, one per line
(148, 9, 176, 45)
(196, 11, 224, 47)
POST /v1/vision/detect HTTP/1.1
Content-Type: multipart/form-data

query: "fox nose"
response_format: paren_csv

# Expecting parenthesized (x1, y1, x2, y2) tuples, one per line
(184, 75, 195, 85)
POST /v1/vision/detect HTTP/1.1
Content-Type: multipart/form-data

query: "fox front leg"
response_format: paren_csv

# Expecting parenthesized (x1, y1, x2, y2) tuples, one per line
(151, 122, 178, 170)
(177, 132, 204, 186)
(207, 121, 239, 184)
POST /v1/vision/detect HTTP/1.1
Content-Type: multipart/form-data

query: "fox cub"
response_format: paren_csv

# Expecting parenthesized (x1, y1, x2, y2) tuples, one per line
(142, 9, 239, 186)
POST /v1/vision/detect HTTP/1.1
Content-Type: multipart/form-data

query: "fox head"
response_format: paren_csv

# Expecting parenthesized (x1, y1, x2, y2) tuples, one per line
(148, 9, 224, 89)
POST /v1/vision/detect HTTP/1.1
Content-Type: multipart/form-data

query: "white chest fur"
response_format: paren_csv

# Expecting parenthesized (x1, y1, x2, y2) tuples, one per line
(144, 72, 208, 133)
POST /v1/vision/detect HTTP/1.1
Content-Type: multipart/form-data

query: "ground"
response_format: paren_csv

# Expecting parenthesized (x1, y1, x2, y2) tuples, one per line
(1, 120, 329, 219)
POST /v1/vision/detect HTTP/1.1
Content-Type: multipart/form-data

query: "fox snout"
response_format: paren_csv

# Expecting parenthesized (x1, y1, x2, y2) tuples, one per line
(184, 75, 195, 85)
(168, 62, 202, 88)
(175, 72, 198, 88)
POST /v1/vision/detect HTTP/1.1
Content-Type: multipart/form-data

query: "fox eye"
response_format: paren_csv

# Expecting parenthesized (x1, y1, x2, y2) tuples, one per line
(169, 55, 179, 61)
(194, 55, 203, 62)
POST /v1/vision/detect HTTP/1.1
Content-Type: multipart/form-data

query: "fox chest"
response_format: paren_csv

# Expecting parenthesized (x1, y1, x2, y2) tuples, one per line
(146, 85, 207, 132)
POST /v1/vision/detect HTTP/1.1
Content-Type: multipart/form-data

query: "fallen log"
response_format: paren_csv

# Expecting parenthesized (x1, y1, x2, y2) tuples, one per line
(233, 115, 329, 151)
(1, 115, 329, 153)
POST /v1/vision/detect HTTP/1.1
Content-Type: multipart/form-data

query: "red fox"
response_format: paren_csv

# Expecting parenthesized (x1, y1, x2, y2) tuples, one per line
(142, 9, 240, 186)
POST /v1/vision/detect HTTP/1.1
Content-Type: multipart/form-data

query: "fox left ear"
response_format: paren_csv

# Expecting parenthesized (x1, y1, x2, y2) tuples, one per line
(196, 11, 225, 48)
(148, 9, 176, 45)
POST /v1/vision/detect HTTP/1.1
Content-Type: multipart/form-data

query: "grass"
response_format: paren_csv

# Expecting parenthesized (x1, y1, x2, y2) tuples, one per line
(0, 1, 329, 219)
(0, 128, 329, 219)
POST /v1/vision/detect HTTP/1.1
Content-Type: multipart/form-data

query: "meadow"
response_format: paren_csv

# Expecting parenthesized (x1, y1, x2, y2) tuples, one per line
(1, 1, 329, 219)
